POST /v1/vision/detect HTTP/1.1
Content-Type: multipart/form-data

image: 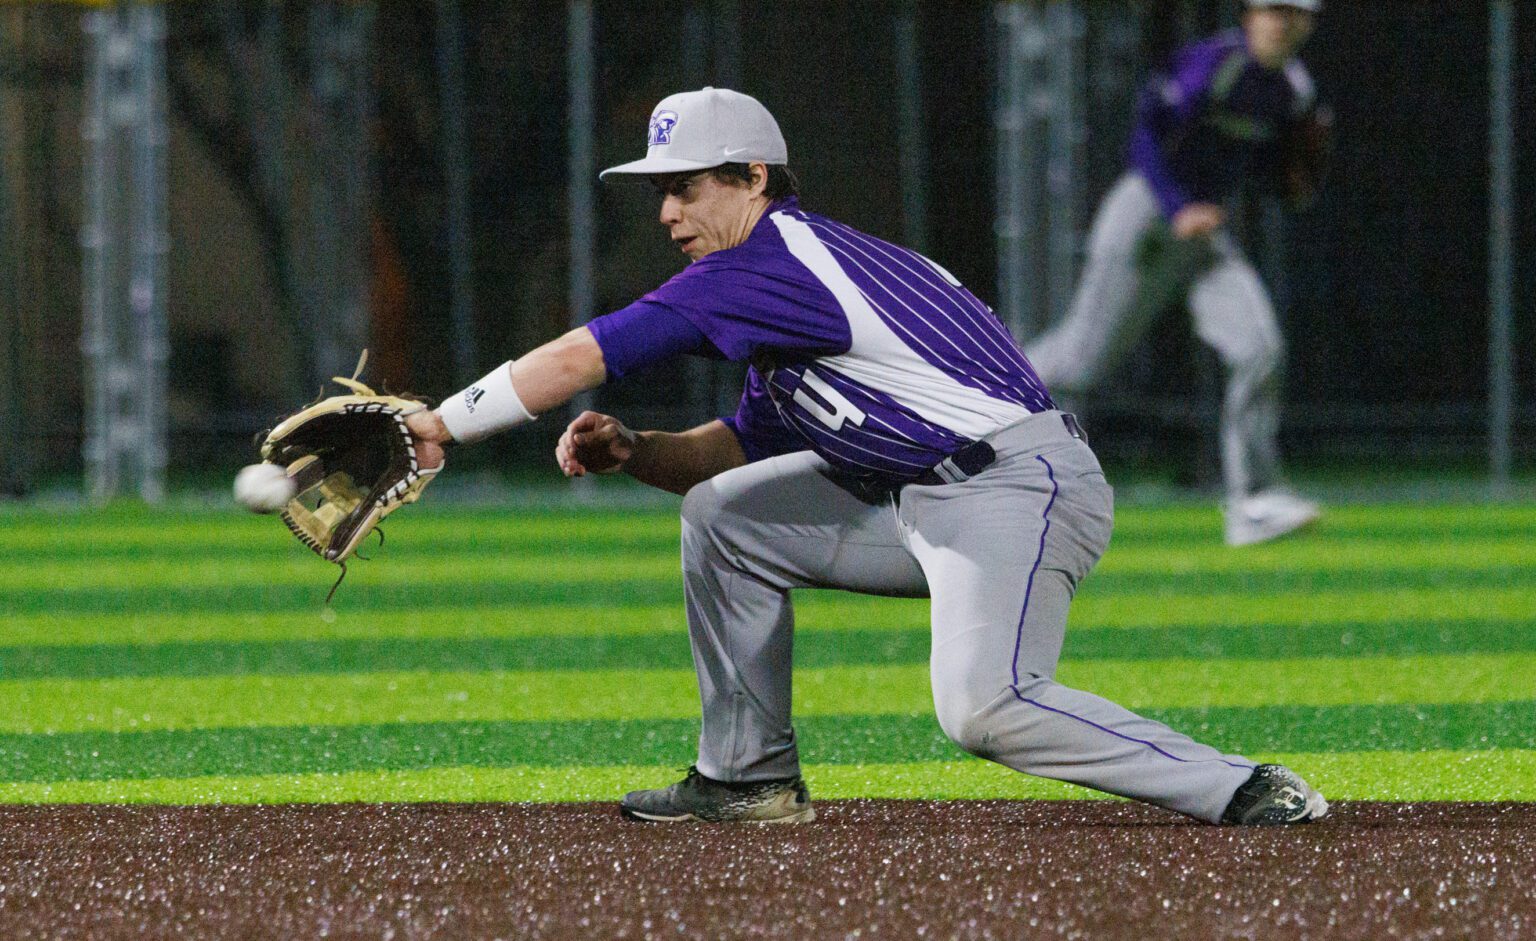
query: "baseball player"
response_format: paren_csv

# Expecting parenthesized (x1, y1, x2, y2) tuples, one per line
(405, 87, 1328, 826)
(1026, 0, 1329, 546)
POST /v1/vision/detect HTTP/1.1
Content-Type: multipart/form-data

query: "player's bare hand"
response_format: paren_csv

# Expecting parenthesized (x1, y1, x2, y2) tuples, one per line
(1172, 203, 1226, 239)
(557, 410, 638, 477)
(405, 409, 451, 471)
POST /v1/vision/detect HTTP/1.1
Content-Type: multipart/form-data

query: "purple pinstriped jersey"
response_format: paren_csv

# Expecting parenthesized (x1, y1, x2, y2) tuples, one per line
(1130, 30, 1318, 218)
(589, 197, 1054, 483)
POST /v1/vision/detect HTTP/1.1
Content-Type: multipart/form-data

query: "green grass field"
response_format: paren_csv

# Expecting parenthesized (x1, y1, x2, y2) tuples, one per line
(2, 498, 1533, 804)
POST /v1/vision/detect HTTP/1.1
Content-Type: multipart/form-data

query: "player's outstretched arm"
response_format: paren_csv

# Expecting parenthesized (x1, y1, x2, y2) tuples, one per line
(558, 413, 746, 496)
(406, 327, 609, 466)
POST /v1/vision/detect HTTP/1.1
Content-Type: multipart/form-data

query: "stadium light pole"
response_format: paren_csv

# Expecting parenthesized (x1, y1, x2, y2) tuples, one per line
(1487, 0, 1515, 497)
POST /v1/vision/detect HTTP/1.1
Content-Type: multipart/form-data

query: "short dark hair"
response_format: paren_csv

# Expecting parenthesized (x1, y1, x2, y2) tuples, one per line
(708, 162, 800, 200)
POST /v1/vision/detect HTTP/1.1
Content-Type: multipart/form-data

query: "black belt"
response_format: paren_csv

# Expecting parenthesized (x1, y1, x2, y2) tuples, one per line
(910, 413, 1087, 486)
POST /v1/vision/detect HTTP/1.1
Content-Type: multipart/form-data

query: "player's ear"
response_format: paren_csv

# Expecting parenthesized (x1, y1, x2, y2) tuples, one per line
(748, 162, 768, 198)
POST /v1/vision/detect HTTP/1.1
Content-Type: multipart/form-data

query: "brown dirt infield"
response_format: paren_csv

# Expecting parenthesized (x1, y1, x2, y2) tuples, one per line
(0, 800, 1531, 940)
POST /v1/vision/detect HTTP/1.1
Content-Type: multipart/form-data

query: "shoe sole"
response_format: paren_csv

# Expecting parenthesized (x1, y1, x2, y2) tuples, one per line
(619, 806, 816, 824)
(1301, 790, 1329, 822)
(1225, 507, 1321, 547)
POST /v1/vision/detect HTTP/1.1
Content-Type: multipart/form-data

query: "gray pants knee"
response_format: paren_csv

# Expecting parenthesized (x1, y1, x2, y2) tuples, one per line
(678, 414, 1256, 822)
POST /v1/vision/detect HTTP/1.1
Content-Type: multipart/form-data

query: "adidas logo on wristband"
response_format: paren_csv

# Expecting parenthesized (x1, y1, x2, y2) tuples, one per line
(438, 361, 535, 445)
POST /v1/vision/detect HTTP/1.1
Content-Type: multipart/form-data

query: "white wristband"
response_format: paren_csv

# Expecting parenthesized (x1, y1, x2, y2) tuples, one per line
(437, 361, 536, 445)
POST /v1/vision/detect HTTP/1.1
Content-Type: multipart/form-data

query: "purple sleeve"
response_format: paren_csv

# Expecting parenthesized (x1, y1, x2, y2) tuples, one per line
(1128, 40, 1228, 218)
(586, 302, 715, 380)
(719, 367, 807, 463)
(634, 250, 851, 363)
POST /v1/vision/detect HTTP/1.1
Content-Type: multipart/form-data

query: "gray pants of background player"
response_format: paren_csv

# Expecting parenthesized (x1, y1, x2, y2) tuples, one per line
(680, 409, 1256, 823)
(1025, 173, 1285, 502)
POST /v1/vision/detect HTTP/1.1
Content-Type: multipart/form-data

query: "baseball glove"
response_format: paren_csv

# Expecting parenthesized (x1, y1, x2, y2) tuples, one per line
(1281, 104, 1334, 210)
(258, 352, 440, 598)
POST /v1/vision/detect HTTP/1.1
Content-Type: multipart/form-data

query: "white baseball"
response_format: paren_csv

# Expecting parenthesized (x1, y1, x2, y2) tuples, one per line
(234, 463, 297, 514)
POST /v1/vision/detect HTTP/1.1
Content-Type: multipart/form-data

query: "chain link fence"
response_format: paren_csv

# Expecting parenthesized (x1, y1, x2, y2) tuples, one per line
(0, 0, 1529, 497)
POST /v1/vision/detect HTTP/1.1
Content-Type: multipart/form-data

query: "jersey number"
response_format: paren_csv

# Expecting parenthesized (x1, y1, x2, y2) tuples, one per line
(794, 370, 866, 432)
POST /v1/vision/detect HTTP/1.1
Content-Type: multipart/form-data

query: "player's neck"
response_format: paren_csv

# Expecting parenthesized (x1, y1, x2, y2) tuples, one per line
(728, 197, 773, 252)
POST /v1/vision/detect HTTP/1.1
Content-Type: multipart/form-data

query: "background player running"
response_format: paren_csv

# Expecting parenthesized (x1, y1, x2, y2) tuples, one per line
(1026, 0, 1331, 546)
(405, 87, 1328, 826)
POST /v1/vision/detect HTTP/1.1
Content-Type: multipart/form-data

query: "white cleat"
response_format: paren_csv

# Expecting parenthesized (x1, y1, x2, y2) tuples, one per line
(1221, 764, 1330, 825)
(1225, 489, 1321, 547)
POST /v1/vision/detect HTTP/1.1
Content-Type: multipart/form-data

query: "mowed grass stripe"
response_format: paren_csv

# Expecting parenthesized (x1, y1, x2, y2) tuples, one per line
(10, 521, 677, 560)
(7, 566, 1533, 617)
(0, 749, 1532, 803)
(0, 703, 1531, 785)
(0, 580, 684, 616)
(7, 501, 1532, 550)
(9, 535, 1536, 592)
(4, 585, 1528, 648)
(0, 605, 697, 647)
(0, 653, 1528, 735)
(1066, 586, 1536, 630)
(0, 553, 686, 592)
(1094, 538, 1536, 574)
(1104, 504, 1536, 545)
(18, 512, 1536, 563)
(0, 509, 683, 552)
(5, 617, 1533, 681)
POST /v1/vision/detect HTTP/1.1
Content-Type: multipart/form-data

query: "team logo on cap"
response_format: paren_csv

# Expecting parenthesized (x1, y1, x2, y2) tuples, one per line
(648, 110, 678, 146)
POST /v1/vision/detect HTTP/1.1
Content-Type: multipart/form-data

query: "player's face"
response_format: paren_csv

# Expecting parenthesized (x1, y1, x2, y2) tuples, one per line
(1244, 8, 1315, 67)
(651, 169, 763, 261)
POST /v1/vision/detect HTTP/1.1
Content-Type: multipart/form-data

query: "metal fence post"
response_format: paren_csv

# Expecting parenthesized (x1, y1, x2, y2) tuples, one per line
(0, 13, 24, 497)
(436, 0, 477, 388)
(1487, 0, 1515, 496)
(81, 4, 168, 503)
(993, 1, 1038, 341)
(895, 0, 928, 255)
(566, 0, 596, 496)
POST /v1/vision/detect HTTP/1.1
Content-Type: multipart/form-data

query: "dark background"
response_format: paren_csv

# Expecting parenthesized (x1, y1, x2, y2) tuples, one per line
(1, 0, 1531, 485)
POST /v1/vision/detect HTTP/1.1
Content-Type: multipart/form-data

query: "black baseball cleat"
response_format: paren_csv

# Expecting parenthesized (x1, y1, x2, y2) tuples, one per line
(1221, 764, 1329, 825)
(620, 766, 815, 823)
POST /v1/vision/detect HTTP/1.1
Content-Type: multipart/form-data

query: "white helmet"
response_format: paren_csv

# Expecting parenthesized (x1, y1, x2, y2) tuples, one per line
(1246, 0, 1322, 11)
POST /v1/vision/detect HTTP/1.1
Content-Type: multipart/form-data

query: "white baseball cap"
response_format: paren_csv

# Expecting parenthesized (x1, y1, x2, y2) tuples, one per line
(599, 87, 788, 180)
(1246, 0, 1322, 11)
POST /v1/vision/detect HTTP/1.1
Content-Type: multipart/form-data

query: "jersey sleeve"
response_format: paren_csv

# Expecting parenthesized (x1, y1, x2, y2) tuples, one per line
(719, 366, 807, 463)
(586, 302, 717, 381)
(633, 247, 852, 364)
(1128, 40, 1230, 218)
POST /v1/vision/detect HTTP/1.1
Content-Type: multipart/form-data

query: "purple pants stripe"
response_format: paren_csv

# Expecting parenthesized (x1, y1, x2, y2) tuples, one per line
(1010, 454, 1058, 686)
(1014, 690, 1253, 769)
(1007, 453, 1252, 771)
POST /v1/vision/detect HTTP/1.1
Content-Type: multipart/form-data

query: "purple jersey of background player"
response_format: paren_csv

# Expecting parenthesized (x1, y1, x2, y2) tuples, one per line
(588, 196, 1054, 483)
(1130, 29, 1318, 219)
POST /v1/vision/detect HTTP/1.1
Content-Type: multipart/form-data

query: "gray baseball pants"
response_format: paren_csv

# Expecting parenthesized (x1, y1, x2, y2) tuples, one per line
(1025, 173, 1285, 501)
(680, 409, 1255, 823)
